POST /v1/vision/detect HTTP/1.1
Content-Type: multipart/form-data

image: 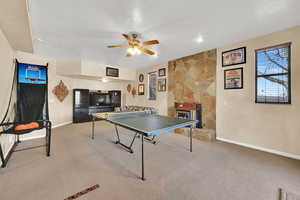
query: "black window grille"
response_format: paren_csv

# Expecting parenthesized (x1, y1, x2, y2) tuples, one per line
(255, 43, 291, 104)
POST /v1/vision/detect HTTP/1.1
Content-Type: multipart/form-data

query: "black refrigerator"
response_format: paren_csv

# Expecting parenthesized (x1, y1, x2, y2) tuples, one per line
(73, 89, 90, 123)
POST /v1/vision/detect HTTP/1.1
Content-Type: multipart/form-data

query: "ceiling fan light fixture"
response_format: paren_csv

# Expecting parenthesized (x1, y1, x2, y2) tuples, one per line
(127, 47, 136, 55)
(127, 47, 141, 55)
(108, 33, 159, 56)
(135, 47, 141, 55)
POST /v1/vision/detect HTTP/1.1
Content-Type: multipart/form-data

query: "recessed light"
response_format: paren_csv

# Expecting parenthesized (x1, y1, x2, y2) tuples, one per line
(196, 36, 204, 43)
(98, 78, 109, 83)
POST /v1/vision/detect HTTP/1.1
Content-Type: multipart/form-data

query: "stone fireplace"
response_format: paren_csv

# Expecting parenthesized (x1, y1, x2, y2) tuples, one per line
(168, 49, 216, 140)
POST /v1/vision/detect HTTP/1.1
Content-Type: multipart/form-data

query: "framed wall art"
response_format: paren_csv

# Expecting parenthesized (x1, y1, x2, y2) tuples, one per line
(158, 68, 166, 77)
(138, 84, 145, 95)
(127, 84, 132, 93)
(52, 80, 69, 102)
(131, 87, 137, 96)
(222, 47, 246, 67)
(224, 68, 243, 89)
(158, 78, 167, 92)
(139, 74, 144, 82)
(148, 72, 157, 100)
(106, 67, 119, 77)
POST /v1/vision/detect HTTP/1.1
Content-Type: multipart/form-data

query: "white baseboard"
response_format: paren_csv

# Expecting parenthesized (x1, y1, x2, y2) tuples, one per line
(216, 137, 300, 161)
(20, 121, 73, 141)
(21, 134, 46, 141)
(52, 121, 72, 129)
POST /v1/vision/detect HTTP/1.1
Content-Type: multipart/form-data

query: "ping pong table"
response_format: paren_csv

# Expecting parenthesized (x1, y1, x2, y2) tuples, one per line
(91, 111, 198, 180)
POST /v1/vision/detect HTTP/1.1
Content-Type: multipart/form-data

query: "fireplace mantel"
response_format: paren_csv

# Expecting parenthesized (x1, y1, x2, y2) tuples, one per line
(175, 103, 200, 111)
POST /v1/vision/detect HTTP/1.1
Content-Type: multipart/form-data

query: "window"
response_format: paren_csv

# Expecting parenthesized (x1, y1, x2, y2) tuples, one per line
(255, 43, 291, 104)
(148, 72, 157, 100)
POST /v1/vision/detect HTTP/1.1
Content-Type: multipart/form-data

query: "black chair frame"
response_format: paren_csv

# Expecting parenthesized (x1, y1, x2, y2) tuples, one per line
(0, 120, 52, 168)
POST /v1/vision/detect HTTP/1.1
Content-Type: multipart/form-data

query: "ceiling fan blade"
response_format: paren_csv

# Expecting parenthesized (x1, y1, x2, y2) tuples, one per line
(141, 40, 159, 46)
(139, 47, 155, 55)
(126, 52, 133, 57)
(107, 44, 129, 48)
(122, 34, 130, 41)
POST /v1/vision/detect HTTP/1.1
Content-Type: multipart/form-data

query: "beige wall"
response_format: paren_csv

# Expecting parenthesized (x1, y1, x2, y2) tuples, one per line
(0, 28, 16, 163)
(216, 26, 300, 156)
(128, 63, 168, 115)
(56, 60, 136, 81)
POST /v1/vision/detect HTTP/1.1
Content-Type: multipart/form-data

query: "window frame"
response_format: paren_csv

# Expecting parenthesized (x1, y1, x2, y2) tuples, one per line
(255, 42, 291, 104)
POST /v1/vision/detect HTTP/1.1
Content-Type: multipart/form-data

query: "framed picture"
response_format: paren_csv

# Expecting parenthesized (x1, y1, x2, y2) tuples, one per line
(224, 68, 243, 89)
(222, 47, 246, 67)
(139, 74, 144, 82)
(148, 72, 157, 100)
(138, 84, 144, 95)
(158, 78, 167, 92)
(106, 67, 119, 77)
(158, 68, 166, 77)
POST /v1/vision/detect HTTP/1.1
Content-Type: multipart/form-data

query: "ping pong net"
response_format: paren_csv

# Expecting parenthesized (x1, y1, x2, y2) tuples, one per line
(93, 110, 155, 120)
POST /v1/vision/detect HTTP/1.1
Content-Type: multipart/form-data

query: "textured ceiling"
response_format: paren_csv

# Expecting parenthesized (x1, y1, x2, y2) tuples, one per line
(28, 0, 300, 68)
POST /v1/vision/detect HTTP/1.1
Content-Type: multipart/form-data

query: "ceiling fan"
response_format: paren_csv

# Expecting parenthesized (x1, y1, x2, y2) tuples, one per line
(107, 33, 159, 57)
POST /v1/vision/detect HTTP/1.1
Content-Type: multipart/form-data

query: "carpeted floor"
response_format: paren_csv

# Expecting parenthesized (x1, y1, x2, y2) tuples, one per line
(0, 121, 300, 200)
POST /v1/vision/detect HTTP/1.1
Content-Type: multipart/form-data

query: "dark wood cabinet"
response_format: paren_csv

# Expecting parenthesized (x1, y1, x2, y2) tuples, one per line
(73, 89, 121, 123)
(109, 90, 121, 107)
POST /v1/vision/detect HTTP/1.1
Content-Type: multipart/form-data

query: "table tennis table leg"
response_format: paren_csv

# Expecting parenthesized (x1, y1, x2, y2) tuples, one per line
(0, 143, 5, 167)
(114, 125, 120, 143)
(144, 136, 157, 144)
(114, 126, 137, 153)
(92, 116, 95, 140)
(129, 132, 138, 149)
(189, 126, 193, 152)
(141, 134, 145, 181)
(137, 135, 157, 145)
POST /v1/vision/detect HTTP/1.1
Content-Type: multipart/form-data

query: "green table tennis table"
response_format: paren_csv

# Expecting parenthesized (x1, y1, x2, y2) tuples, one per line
(91, 111, 198, 180)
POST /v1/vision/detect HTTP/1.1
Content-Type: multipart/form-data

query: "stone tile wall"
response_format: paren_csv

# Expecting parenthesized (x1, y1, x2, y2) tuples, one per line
(168, 49, 216, 130)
